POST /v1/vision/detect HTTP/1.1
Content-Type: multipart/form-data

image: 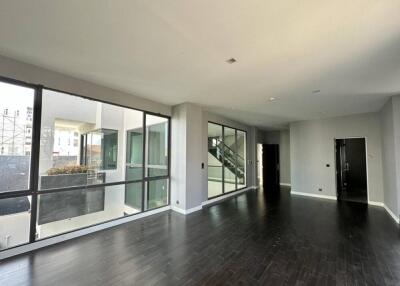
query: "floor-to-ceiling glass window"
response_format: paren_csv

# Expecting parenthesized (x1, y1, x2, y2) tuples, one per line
(0, 79, 170, 250)
(224, 127, 237, 193)
(207, 122, 247, 198)
(207, 123, 223, 197)
(125, 115, 143, 210)
(237, 130, 246, 189)
(145, 114, 169, 210)
(0, 81, 35, 250)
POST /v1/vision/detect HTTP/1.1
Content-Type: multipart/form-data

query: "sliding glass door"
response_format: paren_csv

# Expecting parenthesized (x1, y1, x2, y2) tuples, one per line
(207, 122, 247, 198)
(0, 78, 170, 251)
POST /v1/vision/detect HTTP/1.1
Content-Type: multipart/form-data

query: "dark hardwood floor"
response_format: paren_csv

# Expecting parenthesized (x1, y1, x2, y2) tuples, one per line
(1, 187, 400, 286)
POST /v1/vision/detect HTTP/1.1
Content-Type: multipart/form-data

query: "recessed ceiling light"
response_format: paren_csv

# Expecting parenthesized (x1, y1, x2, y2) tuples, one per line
(226, 58, 237, 64)
(312, 89, 321, 94)
(268, 97, 277, 102)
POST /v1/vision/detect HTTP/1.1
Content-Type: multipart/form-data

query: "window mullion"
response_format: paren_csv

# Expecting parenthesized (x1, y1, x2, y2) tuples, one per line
(29, 85, 43, 243)
(141, 112, 146, 212)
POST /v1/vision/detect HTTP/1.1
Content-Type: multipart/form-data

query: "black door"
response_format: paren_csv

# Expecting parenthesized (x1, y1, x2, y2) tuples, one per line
(335, 138, 367, 203)
(262, 144, 280, 194)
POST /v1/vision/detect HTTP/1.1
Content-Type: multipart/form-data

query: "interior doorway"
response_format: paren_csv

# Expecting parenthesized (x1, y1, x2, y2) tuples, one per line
(262, 144, 280, 194)
(335, 138, 368, 203)
(257, 144, 263, 186)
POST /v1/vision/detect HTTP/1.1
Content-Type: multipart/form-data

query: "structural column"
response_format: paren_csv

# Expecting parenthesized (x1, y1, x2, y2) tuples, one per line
(171, 103, 204, 213)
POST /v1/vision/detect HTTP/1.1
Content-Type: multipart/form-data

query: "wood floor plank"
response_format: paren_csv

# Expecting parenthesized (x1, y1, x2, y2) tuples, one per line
(1, 187, 400, 286)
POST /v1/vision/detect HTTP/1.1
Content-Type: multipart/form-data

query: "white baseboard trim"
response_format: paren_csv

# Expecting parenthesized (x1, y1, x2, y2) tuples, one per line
(368, 201, 384, 207)
(202, 186, 258, 207)
(290, 191, 337, 201)
(384, 204, 399, 224)
(291, 192, 399, 224)
(368, 201, 399, 224)
(0, 206, 171, 261)
(280, 183, 291, 187)
(171, 205, 202, 215)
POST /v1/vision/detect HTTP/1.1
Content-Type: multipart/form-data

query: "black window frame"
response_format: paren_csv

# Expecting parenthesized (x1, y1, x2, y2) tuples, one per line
(0, 75, 171, 252)
(207, 121, 247, 199)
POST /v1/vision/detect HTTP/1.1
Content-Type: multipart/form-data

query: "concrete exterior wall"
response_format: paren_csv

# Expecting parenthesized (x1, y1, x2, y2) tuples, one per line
(290, 112, 384, 202)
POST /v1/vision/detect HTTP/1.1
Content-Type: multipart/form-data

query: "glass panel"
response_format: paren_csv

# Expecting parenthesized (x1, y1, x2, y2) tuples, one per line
(126, 126, 143, 181)
(125, 182, 143, 210)
(102, 130, 118, 170)
(0, 82, 34, 193)
(86, 130, 106, 169)
(84, 129, 118, 170)
(39, 89, 143, 190)
(146, 179, 168, 210)
(37, 183, 141, 239)
(207, 123, 223, 198)
(38, 186, 105, 225)
(146, 115, 168, 177)
(237, 130, 246, 189)
(224, 127, 237, 193)
(0, 196, 31, 250)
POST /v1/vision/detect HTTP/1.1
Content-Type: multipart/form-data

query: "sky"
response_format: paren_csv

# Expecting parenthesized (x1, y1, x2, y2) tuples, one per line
(0, 81, 34, 113)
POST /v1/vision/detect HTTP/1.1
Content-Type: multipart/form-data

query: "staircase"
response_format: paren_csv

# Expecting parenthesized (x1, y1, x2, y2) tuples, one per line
(208, 137, 245, 181)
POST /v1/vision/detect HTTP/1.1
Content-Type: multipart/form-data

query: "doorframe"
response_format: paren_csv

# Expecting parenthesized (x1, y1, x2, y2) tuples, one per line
(261, 143, 280, 189)
(256, 143, 263, 186)
(333, 136, 369, 203)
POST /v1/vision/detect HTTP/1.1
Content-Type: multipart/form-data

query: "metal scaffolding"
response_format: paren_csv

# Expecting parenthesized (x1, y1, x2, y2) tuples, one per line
(0, 113, 31, 156)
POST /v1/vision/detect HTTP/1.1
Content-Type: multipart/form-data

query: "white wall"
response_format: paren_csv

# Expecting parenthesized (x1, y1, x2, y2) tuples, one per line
(380, 98, 398, 215)
(393, 96, 400, 216)
(171, 103, 188, 209)
(380, 96, 400, 218)
(290, 113, 384, 202)
(186, 103, 204, 209)
(171, 103, 207, 210)
(171, 103, 204, 210)
(280, 130, 291, 184)
(0, 55, 171, 116)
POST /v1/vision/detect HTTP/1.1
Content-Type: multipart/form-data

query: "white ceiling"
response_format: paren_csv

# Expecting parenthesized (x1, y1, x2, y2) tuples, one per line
(1, 1, 400, 130)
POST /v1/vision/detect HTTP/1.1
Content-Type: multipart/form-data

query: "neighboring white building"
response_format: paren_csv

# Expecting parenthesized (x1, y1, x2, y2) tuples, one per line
(53, 127, 80, 156)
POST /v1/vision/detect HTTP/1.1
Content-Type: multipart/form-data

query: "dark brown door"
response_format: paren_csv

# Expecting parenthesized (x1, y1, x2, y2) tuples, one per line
(262, 144, 280, 193)
(335, 138, 367, 203)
